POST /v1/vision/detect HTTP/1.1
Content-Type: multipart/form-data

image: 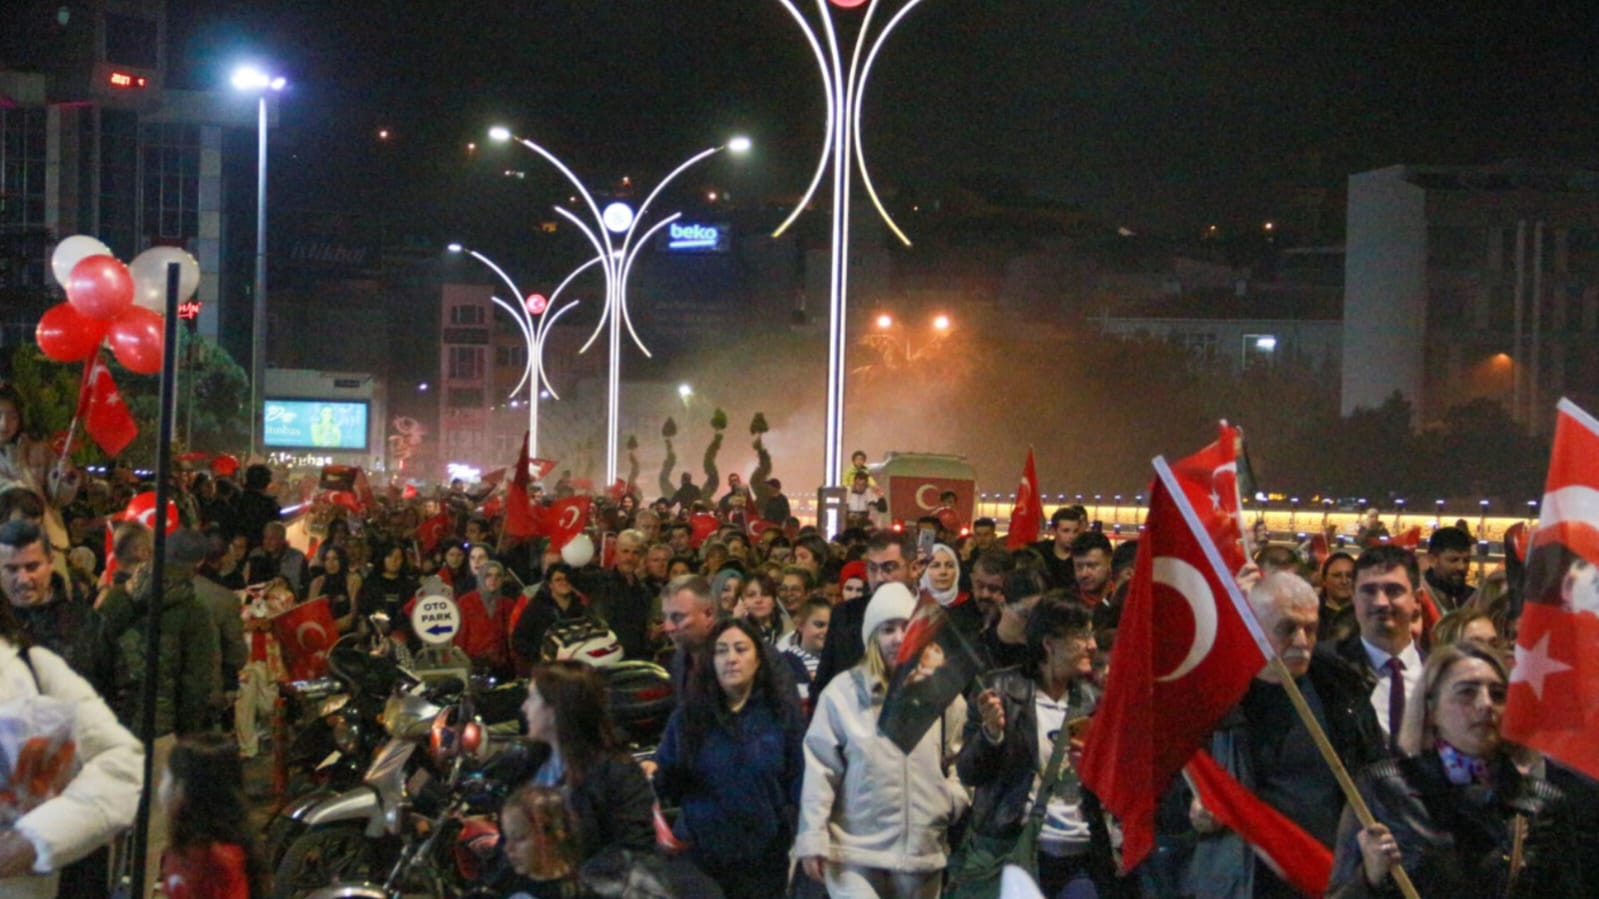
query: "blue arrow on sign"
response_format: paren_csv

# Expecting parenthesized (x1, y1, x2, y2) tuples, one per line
(426, 623, 454, 637)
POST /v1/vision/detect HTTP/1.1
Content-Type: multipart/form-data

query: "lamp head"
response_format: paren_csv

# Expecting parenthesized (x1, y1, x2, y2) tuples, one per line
(727, 136, 753, 154)
(231, 66, 285, 92)
(446, 243, 464, 253)
(488, 126, 512, 142)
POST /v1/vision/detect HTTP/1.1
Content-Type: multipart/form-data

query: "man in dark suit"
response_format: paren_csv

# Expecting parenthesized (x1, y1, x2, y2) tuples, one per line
(1315, 545, 1423, 755)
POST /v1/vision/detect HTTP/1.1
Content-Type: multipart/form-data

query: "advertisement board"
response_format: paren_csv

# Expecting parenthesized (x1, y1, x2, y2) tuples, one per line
(263, 399, 369, 451)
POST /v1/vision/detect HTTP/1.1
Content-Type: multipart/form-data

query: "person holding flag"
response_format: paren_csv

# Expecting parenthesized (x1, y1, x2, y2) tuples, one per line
(795, 582, 967, 899)
(1185, 571, 1385, 898)
(950, 596, 1128, 899)
(1327, 641, 1583, 897)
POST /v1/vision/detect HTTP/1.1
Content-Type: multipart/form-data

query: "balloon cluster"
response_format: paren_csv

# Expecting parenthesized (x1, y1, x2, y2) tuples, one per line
(33, 235, 199, 374)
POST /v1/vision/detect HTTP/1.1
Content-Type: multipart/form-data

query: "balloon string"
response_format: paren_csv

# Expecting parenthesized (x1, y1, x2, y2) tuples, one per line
(56, 354, 94, 472)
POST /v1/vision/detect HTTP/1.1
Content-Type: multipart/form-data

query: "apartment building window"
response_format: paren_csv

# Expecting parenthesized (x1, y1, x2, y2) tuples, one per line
(449, 304, 485, 326)
(447, 346, 483, 380)
(0, 108, 47, 227)
(141, 123, 200, 240)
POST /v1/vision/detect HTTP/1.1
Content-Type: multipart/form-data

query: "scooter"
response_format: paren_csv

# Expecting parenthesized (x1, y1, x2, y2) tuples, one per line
(271, 674, 469, 899)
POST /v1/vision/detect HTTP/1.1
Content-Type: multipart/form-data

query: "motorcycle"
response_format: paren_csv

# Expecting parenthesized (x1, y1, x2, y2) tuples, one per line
(265, 633, 420, 867)
(271, 675, 472, 899)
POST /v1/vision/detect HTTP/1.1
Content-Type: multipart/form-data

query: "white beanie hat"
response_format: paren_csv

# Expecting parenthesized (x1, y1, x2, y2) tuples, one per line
(862, 582, 918, 649)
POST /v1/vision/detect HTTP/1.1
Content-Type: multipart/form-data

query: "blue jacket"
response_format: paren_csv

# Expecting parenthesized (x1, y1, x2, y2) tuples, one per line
(653, 698, 804, 864)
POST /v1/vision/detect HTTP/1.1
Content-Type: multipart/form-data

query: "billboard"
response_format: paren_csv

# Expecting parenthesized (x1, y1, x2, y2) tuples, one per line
(263, 399, 369, 451)
(654, 221, 732, 254)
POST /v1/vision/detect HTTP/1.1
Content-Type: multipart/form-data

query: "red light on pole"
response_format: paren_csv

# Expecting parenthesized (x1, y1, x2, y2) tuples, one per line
(525, 293, 548, 315)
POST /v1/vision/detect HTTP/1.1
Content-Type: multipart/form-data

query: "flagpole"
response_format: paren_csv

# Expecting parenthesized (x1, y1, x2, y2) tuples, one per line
(55, 355, 95, 470)
(1265, 655, 1421, 899)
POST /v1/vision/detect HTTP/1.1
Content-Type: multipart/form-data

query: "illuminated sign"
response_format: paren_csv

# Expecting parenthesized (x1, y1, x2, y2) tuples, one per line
(658, 221, 731, 254)
(263, 399, 370, 451)
(177, 300, 202, 320)
(108, 71, 149, 89)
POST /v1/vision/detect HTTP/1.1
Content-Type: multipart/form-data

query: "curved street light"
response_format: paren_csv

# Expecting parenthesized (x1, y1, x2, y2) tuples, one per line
(487, 127, 750, 483)
(446, 244, 585, 458)
(771, 0, 933, 503)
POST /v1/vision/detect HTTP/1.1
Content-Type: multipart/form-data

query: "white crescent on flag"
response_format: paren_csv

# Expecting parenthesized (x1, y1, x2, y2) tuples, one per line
(915, 484, 939, 510)
(1152, 555, 1219, 683)
(561, 506, 581, 529)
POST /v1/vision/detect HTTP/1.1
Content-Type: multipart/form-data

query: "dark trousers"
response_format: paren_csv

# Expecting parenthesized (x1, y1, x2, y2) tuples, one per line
(1039, 851, 1100, 899)
(695, 847, 788, 899)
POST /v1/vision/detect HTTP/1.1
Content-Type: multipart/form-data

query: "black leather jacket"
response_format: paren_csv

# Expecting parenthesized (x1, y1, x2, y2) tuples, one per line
(955, 667, 1131, 896)
(1328, 752, 1583, 898)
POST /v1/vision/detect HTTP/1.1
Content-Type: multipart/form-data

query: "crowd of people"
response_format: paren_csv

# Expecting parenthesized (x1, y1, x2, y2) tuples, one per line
(5, 370, 1597, 898)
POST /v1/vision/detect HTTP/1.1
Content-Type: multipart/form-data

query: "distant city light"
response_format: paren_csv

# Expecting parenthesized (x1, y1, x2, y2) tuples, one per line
(876, 314, 893, 329)
(377, 128, 390, 140)
(418, 382, 429, 392)
(678, 384, 693, 399)
(1255, 335, 1278, 351)
(932, 314, 951, 331)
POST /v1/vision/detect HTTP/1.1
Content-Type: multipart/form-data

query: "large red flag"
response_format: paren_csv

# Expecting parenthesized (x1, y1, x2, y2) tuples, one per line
(1005, 448, 1044, 550)
(505, 431, 543, 539)
(1186, 750, 1332, 898)
(76, 352, 138, 457)
(1166, 421, 1247, 573)
(544, 496, 592, 551)
(1504, 398, 1599, 777)
(273, 597, 338, 681)
(1078, 455, 1274, 873)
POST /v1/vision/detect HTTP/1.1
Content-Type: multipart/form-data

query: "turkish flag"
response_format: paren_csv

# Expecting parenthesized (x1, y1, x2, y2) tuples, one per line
(1504, 398, 1599, 778)
(1005, 449, 1044, 550)
(530, 458, 558, 481)
(1186, 749, 1332, 897)
(416, 512, 453, 554)
(689, 513, 720, 548)
(606, 478, 628, 504)
(1384, 526, 1423, 550)
(1166, 421, 1248, 573)
(273, 597, 338, 681)
(76, 352, 138, 457)
(1078, 455, 1274, 873)
(545, 496, 591, 551)
(505, 431, 543, 540)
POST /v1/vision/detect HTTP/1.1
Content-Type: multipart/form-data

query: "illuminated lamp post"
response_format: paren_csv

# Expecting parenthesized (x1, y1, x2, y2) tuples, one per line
(488, 128, 749, 484)
(445, 244, 586, 458)
(231, 64, 286, 462)
(771, 0, 932, 498)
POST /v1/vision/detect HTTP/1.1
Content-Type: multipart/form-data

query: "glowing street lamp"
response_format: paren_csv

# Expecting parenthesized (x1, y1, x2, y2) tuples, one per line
(446, 244, 585, 458)
(231, 64, 286, 462)
(772, 0, 934, 497)
(489, 127, 749, 483)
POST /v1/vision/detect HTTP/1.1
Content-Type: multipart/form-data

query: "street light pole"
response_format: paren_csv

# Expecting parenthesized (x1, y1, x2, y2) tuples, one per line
(447, 245, 585, 458)
(232, 66, 286, 462)
(488, 129, 749, 484)
(771, 0, 932, 497)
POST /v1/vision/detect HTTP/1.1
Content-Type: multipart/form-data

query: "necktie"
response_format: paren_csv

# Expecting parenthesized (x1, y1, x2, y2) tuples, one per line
(1387, 656, 1406, 753)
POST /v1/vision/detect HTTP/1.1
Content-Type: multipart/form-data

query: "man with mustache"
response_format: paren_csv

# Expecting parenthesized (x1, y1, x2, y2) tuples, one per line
(1186, 571, 1384, 898)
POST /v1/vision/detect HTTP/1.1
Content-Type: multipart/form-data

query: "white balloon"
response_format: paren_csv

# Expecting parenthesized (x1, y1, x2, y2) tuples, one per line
(128, 247, 201, 311)
(561, 533, 595, 568)
(51, 235, 112, 287)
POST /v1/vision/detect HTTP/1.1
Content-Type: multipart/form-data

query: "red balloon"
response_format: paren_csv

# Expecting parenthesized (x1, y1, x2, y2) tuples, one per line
(66, 254, 135, 321)
(120, 491, 180, 534)
(107, 306, 165, 375)
(35, 302, 110, 362)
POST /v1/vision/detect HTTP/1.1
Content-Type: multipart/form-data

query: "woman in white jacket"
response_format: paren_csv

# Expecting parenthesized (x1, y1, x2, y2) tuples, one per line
(0, 584, 143, 898)
(795, 582, 968, 899)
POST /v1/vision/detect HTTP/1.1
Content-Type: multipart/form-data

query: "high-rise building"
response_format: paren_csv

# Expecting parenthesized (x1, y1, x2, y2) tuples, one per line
(0, 0, 266, 353)
(1343, 164, 1599, 431)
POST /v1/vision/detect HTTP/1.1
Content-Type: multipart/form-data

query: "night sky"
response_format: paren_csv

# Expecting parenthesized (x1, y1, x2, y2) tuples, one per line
(166, 0, 1599, 237)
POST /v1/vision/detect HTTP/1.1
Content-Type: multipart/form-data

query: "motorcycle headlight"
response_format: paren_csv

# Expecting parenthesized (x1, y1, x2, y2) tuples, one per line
(333, 716, 363, 754)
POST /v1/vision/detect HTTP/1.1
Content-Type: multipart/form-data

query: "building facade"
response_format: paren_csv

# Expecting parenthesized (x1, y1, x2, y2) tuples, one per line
(1343, 164, 1599, 430)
